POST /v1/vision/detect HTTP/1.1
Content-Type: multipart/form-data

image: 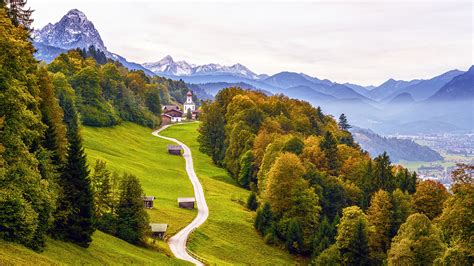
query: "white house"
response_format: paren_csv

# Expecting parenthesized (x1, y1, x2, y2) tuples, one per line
(183, 91, 196, 114)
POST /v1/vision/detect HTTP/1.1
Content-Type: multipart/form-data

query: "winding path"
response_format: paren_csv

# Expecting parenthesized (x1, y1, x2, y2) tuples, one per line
(152, 124, 209, 266)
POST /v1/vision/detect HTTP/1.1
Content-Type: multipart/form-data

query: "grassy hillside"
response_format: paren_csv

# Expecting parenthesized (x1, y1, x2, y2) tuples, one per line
(1, 123, 196, 265)
(0, 231, 187, 265)
(161, 123, 300, 264)
(83, 123, 196, 238)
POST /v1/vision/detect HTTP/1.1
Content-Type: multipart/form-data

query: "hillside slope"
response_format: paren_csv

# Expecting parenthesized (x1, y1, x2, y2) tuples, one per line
(160, 123, 301, 264)
(0, 231, 186, 265)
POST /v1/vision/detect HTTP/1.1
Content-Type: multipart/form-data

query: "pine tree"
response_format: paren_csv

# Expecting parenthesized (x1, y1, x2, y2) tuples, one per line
(338, 113, 351, 130)
(186, 108, 192, 120)
(286, 219, 304, 254)
(54, 95, 95, 247)
(373, 152, 394, 192)
(3, 0, 33, 28)
(320, 131, 338, 175)
(246, 192, 258, 211)
(255, 202, 273, 235)
(116, 174, 150, 244)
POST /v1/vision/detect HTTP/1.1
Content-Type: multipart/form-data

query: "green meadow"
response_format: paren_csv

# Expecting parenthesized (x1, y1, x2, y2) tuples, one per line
(160, 122, 299, 265)
(0, 231, 187, 265)
(83, 122, 196, 238)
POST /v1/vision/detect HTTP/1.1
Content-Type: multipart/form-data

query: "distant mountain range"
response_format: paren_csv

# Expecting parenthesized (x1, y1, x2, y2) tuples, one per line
(33, 9, 473, 135)
(351, 127, 443, 162)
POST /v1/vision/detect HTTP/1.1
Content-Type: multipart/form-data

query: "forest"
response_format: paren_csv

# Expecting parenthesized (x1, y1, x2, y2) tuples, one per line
(0, 2, 189, 252)
(198, 87, 473, 265)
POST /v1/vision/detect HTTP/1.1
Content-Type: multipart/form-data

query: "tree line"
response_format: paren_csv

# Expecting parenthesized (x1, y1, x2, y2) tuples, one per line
(0, 2, 157, 251)
(198, 88, 473, 264)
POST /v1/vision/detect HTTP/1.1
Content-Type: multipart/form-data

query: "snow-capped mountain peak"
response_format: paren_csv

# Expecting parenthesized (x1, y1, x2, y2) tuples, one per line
(143, 56, 260, 79)
(33, 9, 108, 53)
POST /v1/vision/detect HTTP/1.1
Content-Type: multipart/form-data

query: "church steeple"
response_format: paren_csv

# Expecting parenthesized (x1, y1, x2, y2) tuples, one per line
(183, 91, 196, 114)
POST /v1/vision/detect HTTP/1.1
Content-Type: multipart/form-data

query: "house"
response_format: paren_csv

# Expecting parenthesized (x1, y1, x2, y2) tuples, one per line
(143, 196, 155, 209)
(168, 145, 182, 155)
(192, 110, 201, 120)
(149, 223, 168, 240)
(161, 109, 183, 125)
(162, 105, 180, 112)
(178, 197, 195, 209)
(183, 91, 196, 114)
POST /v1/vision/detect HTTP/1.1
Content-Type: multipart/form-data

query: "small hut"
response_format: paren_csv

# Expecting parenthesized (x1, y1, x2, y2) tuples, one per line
(178, 197, 195, 209)
(143, 196, 155, 209)
(168, 145, 182, 155)
(149, 223, 168, 240)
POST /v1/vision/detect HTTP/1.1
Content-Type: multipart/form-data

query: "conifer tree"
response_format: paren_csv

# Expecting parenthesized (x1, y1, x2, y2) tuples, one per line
(338, 113, 351, 130)
(255, 202, 273, 235)
(116, 174, 150, 244)
(54, 95, 95, 247)
(286, 219, 304, 254)
(246, 192, 258, 211)
(373, 152, 394, 192)
(3, 0, 33, 28)
(320, 131, 338, 175)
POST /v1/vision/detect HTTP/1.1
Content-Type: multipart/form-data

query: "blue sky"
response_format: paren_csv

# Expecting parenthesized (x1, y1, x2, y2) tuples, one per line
(29, 0, 472, 85)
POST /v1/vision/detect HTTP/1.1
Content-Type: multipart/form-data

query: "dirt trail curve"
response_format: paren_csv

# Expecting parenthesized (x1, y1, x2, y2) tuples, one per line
(152, 124, 208, 266)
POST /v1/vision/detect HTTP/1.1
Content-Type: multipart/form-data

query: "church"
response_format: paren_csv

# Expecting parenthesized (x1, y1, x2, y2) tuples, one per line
(183, 91, 196, 113)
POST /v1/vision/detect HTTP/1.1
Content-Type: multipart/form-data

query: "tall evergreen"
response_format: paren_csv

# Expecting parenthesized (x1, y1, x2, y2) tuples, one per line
(338, 113, 351, 130)
(54, 95, 95, 247)
(373, 152, 394, 192)
(320, 131, 338, 175)
(3, 0, 33, 28)
(255, 202, 273, 235)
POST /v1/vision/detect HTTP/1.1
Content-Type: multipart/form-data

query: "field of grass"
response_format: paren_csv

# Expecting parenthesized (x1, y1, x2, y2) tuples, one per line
(83, 123, 196, 238)
(160, 123, 299, 265)
(1, 122, 196, 265)
(0, 231, 187, 265)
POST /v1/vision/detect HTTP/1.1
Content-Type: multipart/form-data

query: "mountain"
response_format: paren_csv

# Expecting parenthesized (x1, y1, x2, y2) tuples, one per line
(344, 83, 370, 97)
(388, 92, 415, 105)
(33, 9, 107, 52)
(262, 71, 329, 89)
(189, 82, 263, 96)
(386, 70, 464, 101)
(33, 9, 154, 76)
(351, 127, 443, 162)
(282, 85, 336, 102)
(369, 78, 422, 101)
(143, 55, 261, 79)
(427, 66, 474, 101)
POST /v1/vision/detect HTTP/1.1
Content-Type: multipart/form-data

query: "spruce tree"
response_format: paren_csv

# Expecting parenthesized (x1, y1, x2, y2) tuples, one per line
(54, 95, 95, 247)
(338, 113, 351, 130)
(246, 192, 258, 211)
(286, 219, 304, 254)
(320, 131, 338, 175)
(255, 202, 273, 235)
(116, 174, 150, 244)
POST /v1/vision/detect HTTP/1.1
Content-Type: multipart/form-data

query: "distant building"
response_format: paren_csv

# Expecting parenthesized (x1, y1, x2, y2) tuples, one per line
(161, 108, 183, 125)
(149, 223, 168, 240)
(178, 197, 195, 209)
(162, 105, 180, 112)
(168, 145, 182, 155)
(143, 196, 155, 209)
(183, 91, 196, 114)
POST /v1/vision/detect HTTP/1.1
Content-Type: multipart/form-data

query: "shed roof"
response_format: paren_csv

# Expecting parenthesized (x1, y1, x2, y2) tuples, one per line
(168, 145, 182, 151)
(178, 197, 195, 203)
(143, 196, 155, 201)
(149, 223, 168, 232)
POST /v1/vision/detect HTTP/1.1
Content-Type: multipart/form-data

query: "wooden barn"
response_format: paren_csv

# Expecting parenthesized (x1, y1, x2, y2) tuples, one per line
(168, 145, 182, 155)
(149, 223, 168, 240)
(178, 197, 195, 209)
(143, 196, 155, 209)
